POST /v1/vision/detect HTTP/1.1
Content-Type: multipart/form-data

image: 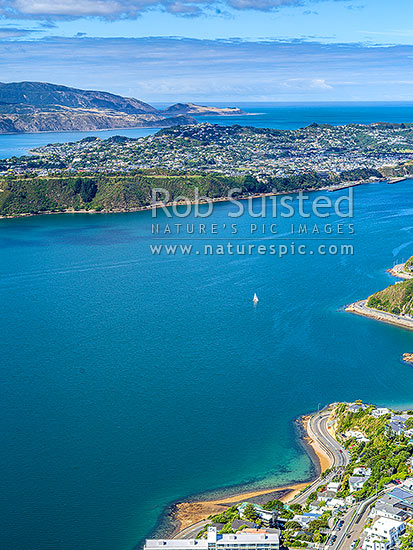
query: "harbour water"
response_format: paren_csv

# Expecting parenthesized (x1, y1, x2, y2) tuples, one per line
(1, 104, 413, 550)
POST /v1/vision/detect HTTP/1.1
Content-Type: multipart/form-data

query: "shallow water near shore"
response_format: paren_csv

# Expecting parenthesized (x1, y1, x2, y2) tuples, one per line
(1, 177, 413, 550)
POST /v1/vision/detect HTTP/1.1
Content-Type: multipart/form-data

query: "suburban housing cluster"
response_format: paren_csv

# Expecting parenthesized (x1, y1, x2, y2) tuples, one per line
(3, 122, 413, 180)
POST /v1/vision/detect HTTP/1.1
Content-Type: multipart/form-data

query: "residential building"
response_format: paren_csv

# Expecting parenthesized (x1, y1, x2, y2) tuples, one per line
(354, 467, 372, 477)
(144, 527, 280, 550)
(362, 518, 405, 550)
(349, 476, 369, 493)
(238, 503, 277, 527)
(292, 512, 323, 528)
(371, 408, 390, 418)
(370, 500, 408, 521)
(348, 403, 368, 414)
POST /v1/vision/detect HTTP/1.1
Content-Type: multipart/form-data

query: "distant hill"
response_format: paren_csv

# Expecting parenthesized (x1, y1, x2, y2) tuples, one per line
(0, 82, 196, 133)
(0, 81, 157, 115)
(163, 102, 246, 116)
(0, 82, 246, 134)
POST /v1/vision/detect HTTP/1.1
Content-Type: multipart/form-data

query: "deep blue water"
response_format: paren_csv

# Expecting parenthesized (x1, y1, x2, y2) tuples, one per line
(1, 105, 413, 550)
(2, 102, 413, 158)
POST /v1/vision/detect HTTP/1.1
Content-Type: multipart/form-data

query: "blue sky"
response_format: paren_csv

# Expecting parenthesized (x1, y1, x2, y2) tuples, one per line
(1, 0, 413, 102)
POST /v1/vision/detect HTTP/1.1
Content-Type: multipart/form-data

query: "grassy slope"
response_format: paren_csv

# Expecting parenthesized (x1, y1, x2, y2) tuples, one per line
(367, 279, 413, 315)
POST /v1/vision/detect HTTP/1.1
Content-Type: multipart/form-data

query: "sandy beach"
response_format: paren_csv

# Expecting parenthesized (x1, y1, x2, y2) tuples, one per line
(170, 414, 333, 536)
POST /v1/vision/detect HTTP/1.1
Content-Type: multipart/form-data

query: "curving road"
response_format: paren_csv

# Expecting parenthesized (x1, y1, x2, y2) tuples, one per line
(291, 409, 349, 506)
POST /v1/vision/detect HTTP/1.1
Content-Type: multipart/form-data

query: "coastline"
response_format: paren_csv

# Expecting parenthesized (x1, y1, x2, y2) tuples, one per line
(159, 411, 334, 539)
(345, 299, 413, 330)
(387, 263, 413, 280)
(0, 178, 372, 220)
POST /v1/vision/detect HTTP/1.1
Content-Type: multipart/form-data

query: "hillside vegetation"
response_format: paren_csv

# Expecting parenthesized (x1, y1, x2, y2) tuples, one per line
(0, 171, 251, 216)
(367, 279, 413, 315)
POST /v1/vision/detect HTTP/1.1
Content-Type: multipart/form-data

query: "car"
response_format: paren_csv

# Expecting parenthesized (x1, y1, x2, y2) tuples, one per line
(350, 543, 357, 549)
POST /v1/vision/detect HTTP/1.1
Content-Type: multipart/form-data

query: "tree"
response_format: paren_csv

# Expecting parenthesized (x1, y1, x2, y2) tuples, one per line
(307, 518, 328, 532)
(242, 504, 259, 522)
(262, 499, 284, 511)
(284, 521, 302, 530)
(289, 503, 303, 514)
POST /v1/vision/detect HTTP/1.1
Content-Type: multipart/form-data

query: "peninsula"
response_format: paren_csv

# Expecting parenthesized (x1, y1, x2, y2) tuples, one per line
(346, 256, 413, 330)
(0, 82, 246, 134)
(1, 121, 413, 217)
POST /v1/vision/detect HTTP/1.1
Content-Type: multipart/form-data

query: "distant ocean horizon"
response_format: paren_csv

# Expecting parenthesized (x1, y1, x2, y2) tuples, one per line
(1, 103, 413, 550)
(2, 101, 413, 159)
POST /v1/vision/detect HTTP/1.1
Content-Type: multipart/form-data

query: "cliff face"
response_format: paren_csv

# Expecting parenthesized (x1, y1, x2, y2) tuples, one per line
(0, 82, 197, 133)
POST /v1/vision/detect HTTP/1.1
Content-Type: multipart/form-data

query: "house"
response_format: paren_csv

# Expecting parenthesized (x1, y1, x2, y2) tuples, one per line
(343, 430, 370, 443)
(370, 500, 408, 521)
(387, 421, 404, 435)
(231, 519, 257, 531)
(292, 512, 323, 528)
(144, 527, 280, 550)
(402, 476, 413, 489)
(349, 476, 369, 493)
(371, 408, 390, 418)
(361, 518, 405, 550)
(353, 467, 372, 477)
(238, 503, 277, 527)
(385, 487, 413, 516)
(325, 498, 347, 510)
(348, 403, 367, 413)
(326, 481, 341, 493)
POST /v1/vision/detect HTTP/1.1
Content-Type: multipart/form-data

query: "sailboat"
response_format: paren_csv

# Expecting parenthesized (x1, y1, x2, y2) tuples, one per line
(253, 293, 259, 303)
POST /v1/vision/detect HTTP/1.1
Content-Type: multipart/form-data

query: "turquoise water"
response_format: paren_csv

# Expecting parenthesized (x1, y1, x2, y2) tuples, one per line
(2, 102, 413, 158)
(1, 179, 413, 550)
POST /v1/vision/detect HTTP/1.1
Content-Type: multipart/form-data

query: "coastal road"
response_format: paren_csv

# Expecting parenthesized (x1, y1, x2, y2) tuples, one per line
(333, 492, 382, 550)
(346, 300, 413, 331)
(291, 410, 349, 506)
(175, 520, 210, 540)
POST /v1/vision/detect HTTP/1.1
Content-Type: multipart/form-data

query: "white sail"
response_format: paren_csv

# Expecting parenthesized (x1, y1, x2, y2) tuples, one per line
(253, 293, 259, 303)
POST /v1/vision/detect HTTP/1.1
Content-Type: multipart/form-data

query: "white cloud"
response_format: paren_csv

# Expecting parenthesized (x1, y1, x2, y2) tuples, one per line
(0, 0, 347, 19)
(283, 77, 333, 89)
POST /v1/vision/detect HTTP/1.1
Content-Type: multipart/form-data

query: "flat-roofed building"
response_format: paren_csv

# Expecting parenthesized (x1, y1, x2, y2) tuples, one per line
(144, 527, 280, 550)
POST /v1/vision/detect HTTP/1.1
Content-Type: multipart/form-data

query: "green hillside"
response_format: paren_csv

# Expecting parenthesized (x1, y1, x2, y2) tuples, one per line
(0, 171, 252, 216)
(367, 279, 413, 315)
(405, 255, 413, 271)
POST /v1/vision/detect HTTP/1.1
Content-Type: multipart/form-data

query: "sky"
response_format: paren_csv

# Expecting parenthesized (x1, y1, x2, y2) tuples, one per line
(1, 0, 413, 102)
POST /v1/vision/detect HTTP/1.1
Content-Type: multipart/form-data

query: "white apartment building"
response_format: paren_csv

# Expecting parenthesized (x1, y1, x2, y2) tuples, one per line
(362, 517, 405, 550)
(144, 527, 280, 550)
